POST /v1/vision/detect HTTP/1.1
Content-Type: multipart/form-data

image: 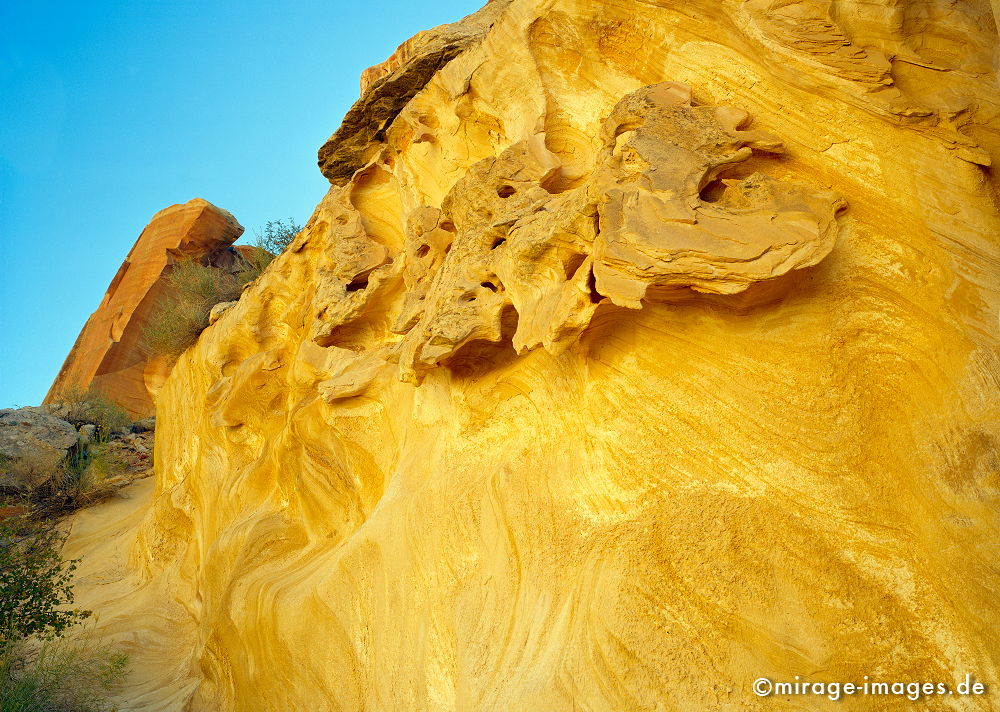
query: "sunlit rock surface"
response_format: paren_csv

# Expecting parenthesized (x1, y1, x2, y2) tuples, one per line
(44, 199, 244, 418)
(67, 0, 999, 710)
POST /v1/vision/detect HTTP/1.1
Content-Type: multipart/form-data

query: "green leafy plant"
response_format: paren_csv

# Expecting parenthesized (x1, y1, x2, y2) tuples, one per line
(0, 519, 90, 647)
(56, 387, 131, 441)
(232, 218, 303, 284)
(0, 519, 127, 711)
(254, 217, 301, 256)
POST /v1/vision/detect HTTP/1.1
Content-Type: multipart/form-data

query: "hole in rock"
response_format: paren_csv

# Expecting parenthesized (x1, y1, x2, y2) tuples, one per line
(563, 253, 587, 280)
(496, 185, 516, 198)
(481, 281, 499, 292)
(461, 292, 478, 302)
(416, 244, 430, 258)
(440, 220, 456, 232)
(346, 276, 369, 292)
(444, 305, 520, 379)
(586, 268, 603, 304)
(313, 322, 370, 351)
(699, 178, 727, 203)
(491, 236, 506, 249)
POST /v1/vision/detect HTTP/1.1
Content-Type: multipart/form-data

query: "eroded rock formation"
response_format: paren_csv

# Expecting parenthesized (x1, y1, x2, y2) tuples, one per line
(44, 199, 244, 418)
(67, 1, 999, 710)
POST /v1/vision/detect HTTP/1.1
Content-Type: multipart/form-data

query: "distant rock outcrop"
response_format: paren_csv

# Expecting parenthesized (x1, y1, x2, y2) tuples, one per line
(44, 199, 244, 418)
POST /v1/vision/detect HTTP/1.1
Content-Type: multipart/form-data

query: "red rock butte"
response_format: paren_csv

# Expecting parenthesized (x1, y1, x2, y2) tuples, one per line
(44, 198, 244, 418)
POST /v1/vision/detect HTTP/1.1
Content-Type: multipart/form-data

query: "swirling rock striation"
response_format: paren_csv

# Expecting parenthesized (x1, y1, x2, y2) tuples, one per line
(67, 1, 1000, 711)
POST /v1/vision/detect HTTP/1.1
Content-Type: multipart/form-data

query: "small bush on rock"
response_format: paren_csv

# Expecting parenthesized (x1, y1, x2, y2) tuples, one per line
(142, 219, 302, 357)
(56, 388, 130, 441)
(141, 260, 241, 357)
(232, 218, 303, 283)
(254, 217, 301, 257)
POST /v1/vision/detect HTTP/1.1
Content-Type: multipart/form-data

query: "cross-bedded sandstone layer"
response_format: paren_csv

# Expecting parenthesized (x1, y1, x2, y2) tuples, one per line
(66, 1, 999, 710)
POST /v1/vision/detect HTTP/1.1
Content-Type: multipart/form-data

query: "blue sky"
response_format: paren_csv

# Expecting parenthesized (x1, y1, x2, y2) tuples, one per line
(0, 0, 481, 408)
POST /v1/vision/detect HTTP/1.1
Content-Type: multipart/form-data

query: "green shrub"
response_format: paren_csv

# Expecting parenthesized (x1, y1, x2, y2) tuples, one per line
(230, 219, 302, 285)
(140, 260, 241, 357)
(35, 443, 126, 513)
(0, 514, 127, 711)
(56, 388, 130, 441)
(254, 218, 301, 256)
(0, 638, 128, 712)
(0, 519, 89, 646)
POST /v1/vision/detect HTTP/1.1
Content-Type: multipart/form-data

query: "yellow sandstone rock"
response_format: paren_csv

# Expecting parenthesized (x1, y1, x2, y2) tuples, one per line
(67, 0, 999, 710)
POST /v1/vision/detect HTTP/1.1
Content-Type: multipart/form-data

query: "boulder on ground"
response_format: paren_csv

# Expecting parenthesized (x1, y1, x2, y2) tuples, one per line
(0, 407, 78, 461)
(0, 407, 77, 492)
(131, 417, 156, 433)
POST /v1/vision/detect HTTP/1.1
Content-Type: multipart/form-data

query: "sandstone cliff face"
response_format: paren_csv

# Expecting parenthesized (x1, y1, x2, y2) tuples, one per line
(67, 1, 999, 710)
(44, 199, 244, 418)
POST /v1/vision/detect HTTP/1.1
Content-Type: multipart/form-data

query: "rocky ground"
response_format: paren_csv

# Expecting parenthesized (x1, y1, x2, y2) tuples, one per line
(0, 405, 154, 516)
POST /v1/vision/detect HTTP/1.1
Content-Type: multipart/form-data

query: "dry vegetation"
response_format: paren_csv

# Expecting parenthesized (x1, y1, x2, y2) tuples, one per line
(0, 635, 128, 712)
(28, 390, 136, 515)
(140, 260, 243, 357)
(29, 444, 129, 515)
(254, 218, 300, 257)
(57, 387, 131, 440)
(0, 390, 144, 516)
(141, 219, 300, 358)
